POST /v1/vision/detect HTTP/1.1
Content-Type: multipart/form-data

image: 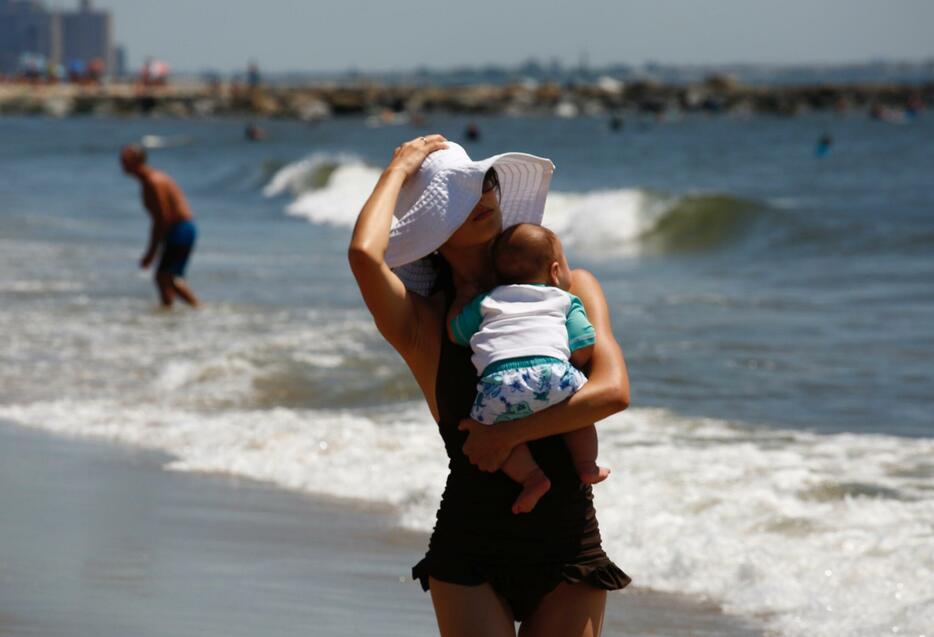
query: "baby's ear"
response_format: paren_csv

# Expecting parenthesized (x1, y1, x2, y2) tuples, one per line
(549, 261, 561, 286)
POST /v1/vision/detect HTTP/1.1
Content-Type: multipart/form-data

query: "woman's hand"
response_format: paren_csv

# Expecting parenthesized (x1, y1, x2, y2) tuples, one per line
(386, 134, 448, 180)
(458, 418, 516, 472)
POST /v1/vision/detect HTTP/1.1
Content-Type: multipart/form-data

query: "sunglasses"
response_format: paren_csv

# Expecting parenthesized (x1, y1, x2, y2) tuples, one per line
(482, 169, 500, 194)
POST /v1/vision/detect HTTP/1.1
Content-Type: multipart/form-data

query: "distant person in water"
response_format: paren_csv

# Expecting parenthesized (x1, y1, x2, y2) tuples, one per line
(464, 121, 481, 142)
(120, 144, 200, 308)
(816, 133, 833, 157)
(245, 122, 266, 141)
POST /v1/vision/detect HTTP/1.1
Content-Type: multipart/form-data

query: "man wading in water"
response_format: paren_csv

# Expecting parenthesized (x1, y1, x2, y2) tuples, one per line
(121, 144, 200, 308)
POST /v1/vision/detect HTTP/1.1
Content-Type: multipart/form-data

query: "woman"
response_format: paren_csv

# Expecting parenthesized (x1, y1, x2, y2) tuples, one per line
(349, 135, 631, 637)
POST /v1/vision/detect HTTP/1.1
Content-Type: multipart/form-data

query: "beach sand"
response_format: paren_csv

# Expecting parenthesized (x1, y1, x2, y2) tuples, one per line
(0, 421, 762, 637)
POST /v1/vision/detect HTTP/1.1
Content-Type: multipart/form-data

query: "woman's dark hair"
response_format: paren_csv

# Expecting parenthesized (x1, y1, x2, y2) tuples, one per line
(428, 252, 454, 298)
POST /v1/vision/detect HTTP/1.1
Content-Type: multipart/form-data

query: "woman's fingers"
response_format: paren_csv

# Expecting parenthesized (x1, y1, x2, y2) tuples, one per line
(459, 418, 510, 472)
(402, 134, 445, 150)
(406, 134, 447, 153)
(420, 141, 448, 157)
(415, 133, 446, 145)
(388, 134, 448, 179)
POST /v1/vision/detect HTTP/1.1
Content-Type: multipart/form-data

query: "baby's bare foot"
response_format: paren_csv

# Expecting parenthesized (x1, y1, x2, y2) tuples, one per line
(577, 463, 611, 485)
(511, 470, 551, 514)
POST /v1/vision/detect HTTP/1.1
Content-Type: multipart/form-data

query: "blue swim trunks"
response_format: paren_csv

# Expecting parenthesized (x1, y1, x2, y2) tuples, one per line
(157, 219, 197, 277)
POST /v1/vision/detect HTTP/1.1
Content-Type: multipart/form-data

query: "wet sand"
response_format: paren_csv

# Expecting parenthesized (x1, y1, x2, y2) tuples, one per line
(0, 421, 762, 636)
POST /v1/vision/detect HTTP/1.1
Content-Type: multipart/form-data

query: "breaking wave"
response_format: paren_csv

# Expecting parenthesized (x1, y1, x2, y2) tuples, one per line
(264, 154, 764, 255)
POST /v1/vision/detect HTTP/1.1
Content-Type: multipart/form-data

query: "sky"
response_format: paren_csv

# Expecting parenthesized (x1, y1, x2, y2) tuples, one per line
(82, 0, 934, 73)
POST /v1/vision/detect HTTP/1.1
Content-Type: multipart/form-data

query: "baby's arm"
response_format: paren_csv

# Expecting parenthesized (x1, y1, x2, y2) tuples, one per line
(566, 293, 596, 371)
(448, 293, 486, 345)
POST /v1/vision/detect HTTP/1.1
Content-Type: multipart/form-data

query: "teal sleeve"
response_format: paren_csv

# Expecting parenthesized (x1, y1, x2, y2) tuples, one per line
(566, 294, 596, 351)
(450, 294, 486, 346)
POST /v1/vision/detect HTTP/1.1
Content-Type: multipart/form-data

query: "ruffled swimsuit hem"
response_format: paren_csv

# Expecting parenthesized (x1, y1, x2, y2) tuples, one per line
(412, 554, 631, 621)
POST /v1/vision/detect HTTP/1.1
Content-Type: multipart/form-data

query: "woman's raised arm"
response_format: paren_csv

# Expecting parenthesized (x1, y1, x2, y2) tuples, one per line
(347, 135, 447, 350)
(459, 268, 630, 471)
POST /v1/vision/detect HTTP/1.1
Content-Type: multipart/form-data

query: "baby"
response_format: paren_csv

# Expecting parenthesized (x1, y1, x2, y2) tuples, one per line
(448, 223, 610, 514)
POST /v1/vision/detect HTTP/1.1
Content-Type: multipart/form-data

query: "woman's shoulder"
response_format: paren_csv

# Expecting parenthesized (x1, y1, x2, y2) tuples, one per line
(569, 268, 606, 301)
(570, 268, 599, 287)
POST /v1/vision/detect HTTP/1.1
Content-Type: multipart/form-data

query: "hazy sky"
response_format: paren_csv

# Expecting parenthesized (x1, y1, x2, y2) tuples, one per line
(86, 0, 934, 73)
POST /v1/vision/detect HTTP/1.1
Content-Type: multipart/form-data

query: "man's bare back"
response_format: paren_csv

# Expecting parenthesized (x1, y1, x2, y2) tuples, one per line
(121, 144, 200, 308)
(141, 170, 193, 229)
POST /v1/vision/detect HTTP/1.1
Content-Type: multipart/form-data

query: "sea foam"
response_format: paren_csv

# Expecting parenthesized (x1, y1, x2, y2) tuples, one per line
(1, 397, 931, 637)
(1, 296, 931, 637)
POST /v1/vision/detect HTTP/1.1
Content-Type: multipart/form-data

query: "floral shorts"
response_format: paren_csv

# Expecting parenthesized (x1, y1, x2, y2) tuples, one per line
(470, 359, 587, 425)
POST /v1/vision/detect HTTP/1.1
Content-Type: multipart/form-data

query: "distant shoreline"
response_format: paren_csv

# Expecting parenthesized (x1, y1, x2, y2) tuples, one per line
(0, 77, 929, 119)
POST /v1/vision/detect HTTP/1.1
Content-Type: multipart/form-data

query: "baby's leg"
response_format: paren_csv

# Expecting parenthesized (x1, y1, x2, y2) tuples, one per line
(501, 443, 551, 514)
(562, 426, 610, 485)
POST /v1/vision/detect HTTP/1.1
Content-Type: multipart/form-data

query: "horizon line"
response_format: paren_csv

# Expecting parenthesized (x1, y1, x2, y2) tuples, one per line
(155, 56, 934, 78)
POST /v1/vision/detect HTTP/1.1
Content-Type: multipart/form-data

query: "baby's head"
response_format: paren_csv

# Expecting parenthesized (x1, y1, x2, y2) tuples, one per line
(492, 223, 572, 290)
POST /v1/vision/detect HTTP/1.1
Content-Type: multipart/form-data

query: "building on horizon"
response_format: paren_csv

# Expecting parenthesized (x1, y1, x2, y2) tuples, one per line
(113, 43, 126, 79)
(0, 0, 115, 76)
(0, 0, 60, 74)
(61, 0, 112, 74)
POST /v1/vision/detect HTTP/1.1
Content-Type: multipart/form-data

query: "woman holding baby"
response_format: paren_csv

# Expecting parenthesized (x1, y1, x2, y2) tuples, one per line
(349, 134, 631, 637)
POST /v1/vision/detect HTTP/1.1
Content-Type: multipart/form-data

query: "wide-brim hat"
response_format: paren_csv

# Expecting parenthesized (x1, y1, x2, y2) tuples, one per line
(386, 141, 555, 296)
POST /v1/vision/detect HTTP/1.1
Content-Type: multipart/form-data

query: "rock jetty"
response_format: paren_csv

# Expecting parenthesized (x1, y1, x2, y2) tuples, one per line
(0, 76, 929, 119)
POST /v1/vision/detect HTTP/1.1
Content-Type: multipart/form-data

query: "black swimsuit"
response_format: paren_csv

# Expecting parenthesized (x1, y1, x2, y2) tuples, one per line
(412, 292, 631, 621)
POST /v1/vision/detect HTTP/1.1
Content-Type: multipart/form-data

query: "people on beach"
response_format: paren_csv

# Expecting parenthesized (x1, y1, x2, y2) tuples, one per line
(449, 222, 610, 514)
(120, 144, 199, 308)
(349, 136, 630, 634)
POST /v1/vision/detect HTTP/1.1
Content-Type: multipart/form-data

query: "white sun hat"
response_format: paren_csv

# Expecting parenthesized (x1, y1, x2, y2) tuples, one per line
(386, 141, 555, 296)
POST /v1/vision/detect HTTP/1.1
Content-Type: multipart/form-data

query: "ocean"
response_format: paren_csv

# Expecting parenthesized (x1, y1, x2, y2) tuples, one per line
(1, 111, 932, 636)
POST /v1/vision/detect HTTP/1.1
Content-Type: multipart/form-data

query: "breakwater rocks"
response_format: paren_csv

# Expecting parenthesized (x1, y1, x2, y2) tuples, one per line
(1, 77, 929, 119)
